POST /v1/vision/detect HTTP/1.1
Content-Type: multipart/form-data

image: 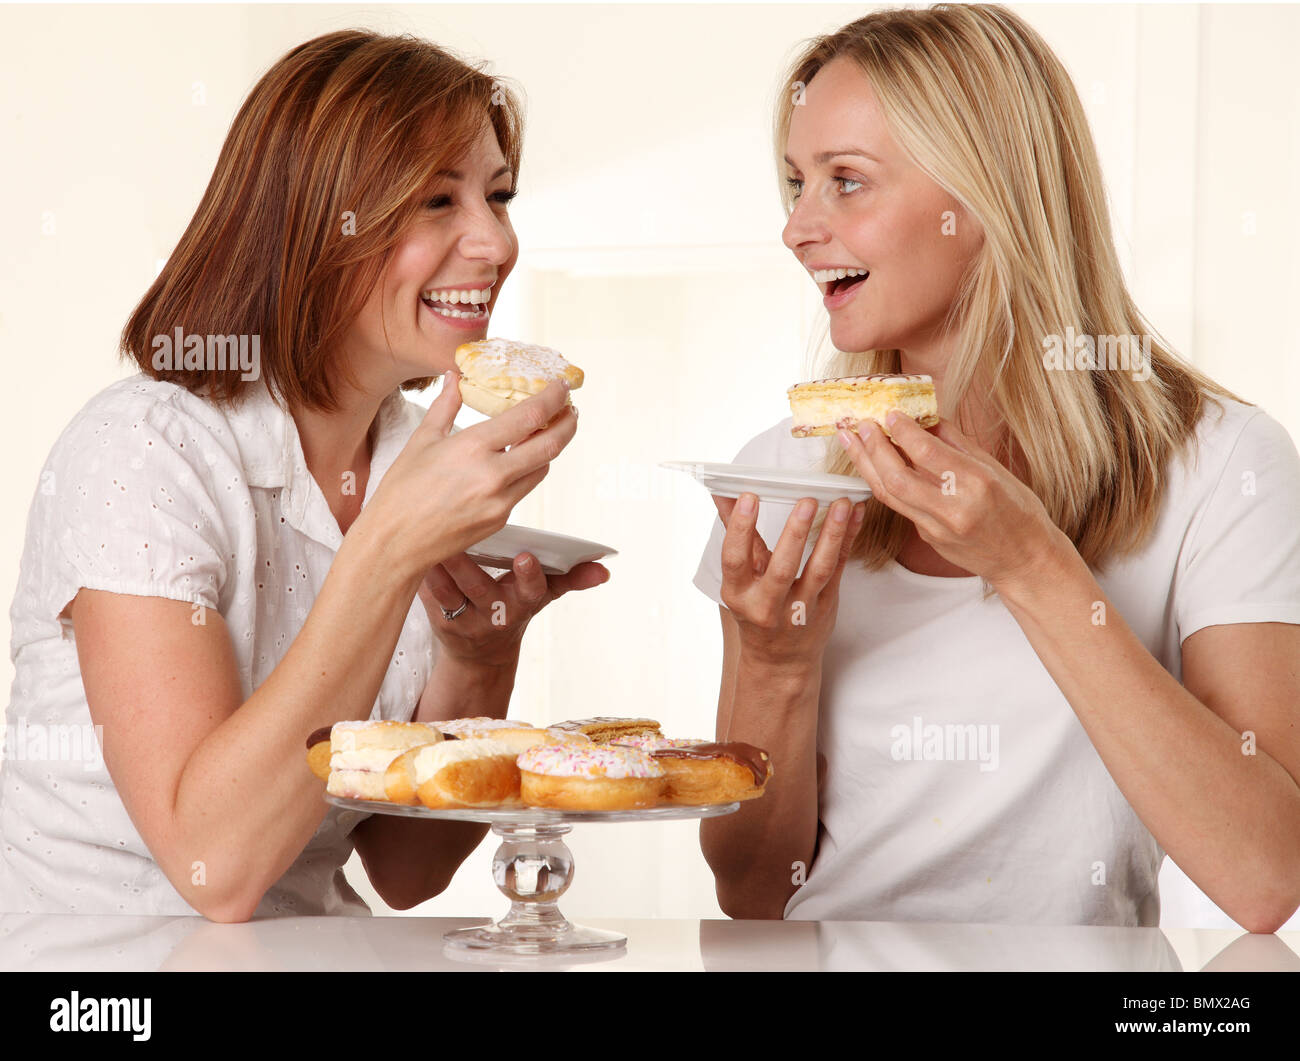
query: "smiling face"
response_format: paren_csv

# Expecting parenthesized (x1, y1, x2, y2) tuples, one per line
(344, 124, 519, 386)
(782, 57, 982, 370)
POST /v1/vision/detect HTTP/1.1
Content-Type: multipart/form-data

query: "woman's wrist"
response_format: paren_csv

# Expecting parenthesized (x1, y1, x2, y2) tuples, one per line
(735, 627, 826, 680)
(417, 649, 519, 722)
(438, 645, 521, 682)
(736, 641, 823, 693)
(338, 504, 427, 598)
(989, 527, 1085, 612)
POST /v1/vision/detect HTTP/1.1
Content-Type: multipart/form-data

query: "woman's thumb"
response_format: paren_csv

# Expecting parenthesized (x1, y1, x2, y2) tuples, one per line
(422, 370, 463, 437)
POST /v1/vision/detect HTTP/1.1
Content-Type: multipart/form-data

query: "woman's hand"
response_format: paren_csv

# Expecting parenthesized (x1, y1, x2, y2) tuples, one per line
(713, 492, 866, 668)
(419, 551, 609, 668)
(358, 370, 578, 580)
(837, 413, 1072, 588)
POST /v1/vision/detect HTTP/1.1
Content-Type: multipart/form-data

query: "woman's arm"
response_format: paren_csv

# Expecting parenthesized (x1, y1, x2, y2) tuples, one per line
(72, 520, 424, 923)
(844, 412, 1300, 933)
(72, 382, 576, 923)
(996, 552, 1300, 933)
(699, 607, 823, 919)
(698, 494, 865, 919)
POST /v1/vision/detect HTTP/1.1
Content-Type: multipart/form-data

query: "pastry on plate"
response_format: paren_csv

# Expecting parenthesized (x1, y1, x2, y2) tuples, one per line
(454, 338, 584, 417)
(319, 720, 442, 801)
(517, 743, 666, 811)
(435, 717, 534, 741)
(549, 717, 661, 744)
(391, 738, 521, 809)
(651, 741, 773, 805)
(788, 374, 938, 438)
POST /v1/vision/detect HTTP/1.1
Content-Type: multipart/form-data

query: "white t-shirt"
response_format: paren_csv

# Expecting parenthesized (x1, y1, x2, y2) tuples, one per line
(694, 397, 1300, 926)
(1, 374, 436, 916)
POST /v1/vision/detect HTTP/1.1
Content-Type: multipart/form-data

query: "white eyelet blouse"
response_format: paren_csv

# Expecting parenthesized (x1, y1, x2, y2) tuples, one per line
(1, 374, 436, 916)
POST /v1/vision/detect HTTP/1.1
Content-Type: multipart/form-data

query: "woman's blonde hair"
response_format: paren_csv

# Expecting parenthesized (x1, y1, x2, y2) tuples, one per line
(122, 30, 524, 412)
(775, 4, 1245, 577)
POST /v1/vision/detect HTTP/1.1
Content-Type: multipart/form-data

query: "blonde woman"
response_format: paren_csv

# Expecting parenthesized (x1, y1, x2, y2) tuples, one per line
(695, 5, 1300, 931)
(0, 32, 605, 922)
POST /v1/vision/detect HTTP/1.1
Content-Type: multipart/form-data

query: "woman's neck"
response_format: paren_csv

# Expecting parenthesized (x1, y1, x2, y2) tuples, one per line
(899, 347, 1007, 463)
(291, 386, 387, 535)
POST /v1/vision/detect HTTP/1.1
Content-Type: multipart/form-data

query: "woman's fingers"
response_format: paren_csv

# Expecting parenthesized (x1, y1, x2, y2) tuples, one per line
(795, 499, 865, 601)
(714, 494, 770, 576)
(840, 421, 930, 525)
(424, 562, 471, 618)
(719, 492, 763, 590)
(502, 552, 551, 614)
(712, 494, 736, 527)
(498, 462, 550, 513)
(763, 497, 818, 587)
(471, 381, 573, 453)
(543, 560, 610, 599)
(440, 553, 503, 615)
(496, 403, 579, 485)
(419, 369, 463, 439)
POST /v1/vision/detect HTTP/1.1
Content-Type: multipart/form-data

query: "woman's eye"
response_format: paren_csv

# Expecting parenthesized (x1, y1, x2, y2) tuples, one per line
(784, 176, 862, 201)
(426, 190, 517, 211)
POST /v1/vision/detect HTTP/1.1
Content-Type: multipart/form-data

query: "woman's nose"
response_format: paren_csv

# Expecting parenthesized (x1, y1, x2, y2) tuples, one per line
(459, 204, 515, 264)
(781, 188, 829, 255)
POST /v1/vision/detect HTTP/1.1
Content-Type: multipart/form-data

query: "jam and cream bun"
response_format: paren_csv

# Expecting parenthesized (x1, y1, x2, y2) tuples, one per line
(518, 744, 666, 811)
(788, 374, 938, 439)
(651, 742, 773, 805)
(323, 720, 442, 801)
(454, 339, 584, 417)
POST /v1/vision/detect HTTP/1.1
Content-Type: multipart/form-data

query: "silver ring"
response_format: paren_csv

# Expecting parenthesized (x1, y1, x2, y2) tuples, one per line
(440, 598, 470, 621)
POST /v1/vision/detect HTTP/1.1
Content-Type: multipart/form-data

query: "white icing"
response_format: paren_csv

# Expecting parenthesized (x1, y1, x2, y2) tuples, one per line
(457, 339, 573, 380)
(413, 739, 516, 783)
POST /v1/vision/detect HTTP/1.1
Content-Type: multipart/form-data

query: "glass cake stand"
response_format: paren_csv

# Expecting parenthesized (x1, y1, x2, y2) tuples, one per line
(326, 796, 739, 960)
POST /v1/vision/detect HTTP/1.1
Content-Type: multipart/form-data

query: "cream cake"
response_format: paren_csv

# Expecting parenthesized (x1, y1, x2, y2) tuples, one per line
(788, 374, 939, 438)
(454, 338, 584, 417)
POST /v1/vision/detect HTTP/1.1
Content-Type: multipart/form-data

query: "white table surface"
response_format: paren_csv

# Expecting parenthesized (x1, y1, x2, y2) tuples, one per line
(3, 913, 1298, 972)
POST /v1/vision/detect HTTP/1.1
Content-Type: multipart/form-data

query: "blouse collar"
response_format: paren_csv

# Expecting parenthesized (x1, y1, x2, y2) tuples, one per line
(225, 381, 415, 551)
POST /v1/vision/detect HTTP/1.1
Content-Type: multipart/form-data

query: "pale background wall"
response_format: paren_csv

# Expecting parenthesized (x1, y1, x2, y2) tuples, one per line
(2, 3, 1298, 930)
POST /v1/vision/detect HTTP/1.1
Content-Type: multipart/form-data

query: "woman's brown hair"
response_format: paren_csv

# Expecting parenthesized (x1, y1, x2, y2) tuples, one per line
(121, 29, 524, 411)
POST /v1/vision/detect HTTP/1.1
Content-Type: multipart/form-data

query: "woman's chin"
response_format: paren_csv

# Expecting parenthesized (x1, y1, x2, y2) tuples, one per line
(392, 349, 457, 382)
(830, 325, 883, 357)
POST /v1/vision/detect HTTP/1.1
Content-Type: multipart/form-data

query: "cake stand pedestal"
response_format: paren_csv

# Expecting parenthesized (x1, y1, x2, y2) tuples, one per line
(326, 798, 738, 961)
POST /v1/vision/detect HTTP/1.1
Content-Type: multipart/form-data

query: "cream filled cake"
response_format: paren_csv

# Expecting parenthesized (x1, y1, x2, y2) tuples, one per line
(454, 338, 584, 417)
(788, 374, 939, 438)
(323, 720, 442, 801)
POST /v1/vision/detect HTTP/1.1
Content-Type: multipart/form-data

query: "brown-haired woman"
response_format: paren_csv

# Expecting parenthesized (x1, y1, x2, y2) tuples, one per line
(695, 5, 1300, 932)
(0, 31, 604, 921)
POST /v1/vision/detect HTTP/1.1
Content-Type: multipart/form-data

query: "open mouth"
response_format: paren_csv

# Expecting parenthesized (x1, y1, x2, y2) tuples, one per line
(812, 266, 869, 299)
(828, 273, 868, 297)
(420, 285, 493, 320)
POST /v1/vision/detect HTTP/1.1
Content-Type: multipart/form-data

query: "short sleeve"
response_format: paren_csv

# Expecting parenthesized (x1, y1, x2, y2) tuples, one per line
(692, 420, 806, 607)
(1176, 410, 1300, 641)
(47, 398, 231, 628)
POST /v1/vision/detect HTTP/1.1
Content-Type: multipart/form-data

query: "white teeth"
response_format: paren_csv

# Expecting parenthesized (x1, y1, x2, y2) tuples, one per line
(811, 267, 868, 284)
(427, 302, 488, 320)
(421, 286, 493, 304)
